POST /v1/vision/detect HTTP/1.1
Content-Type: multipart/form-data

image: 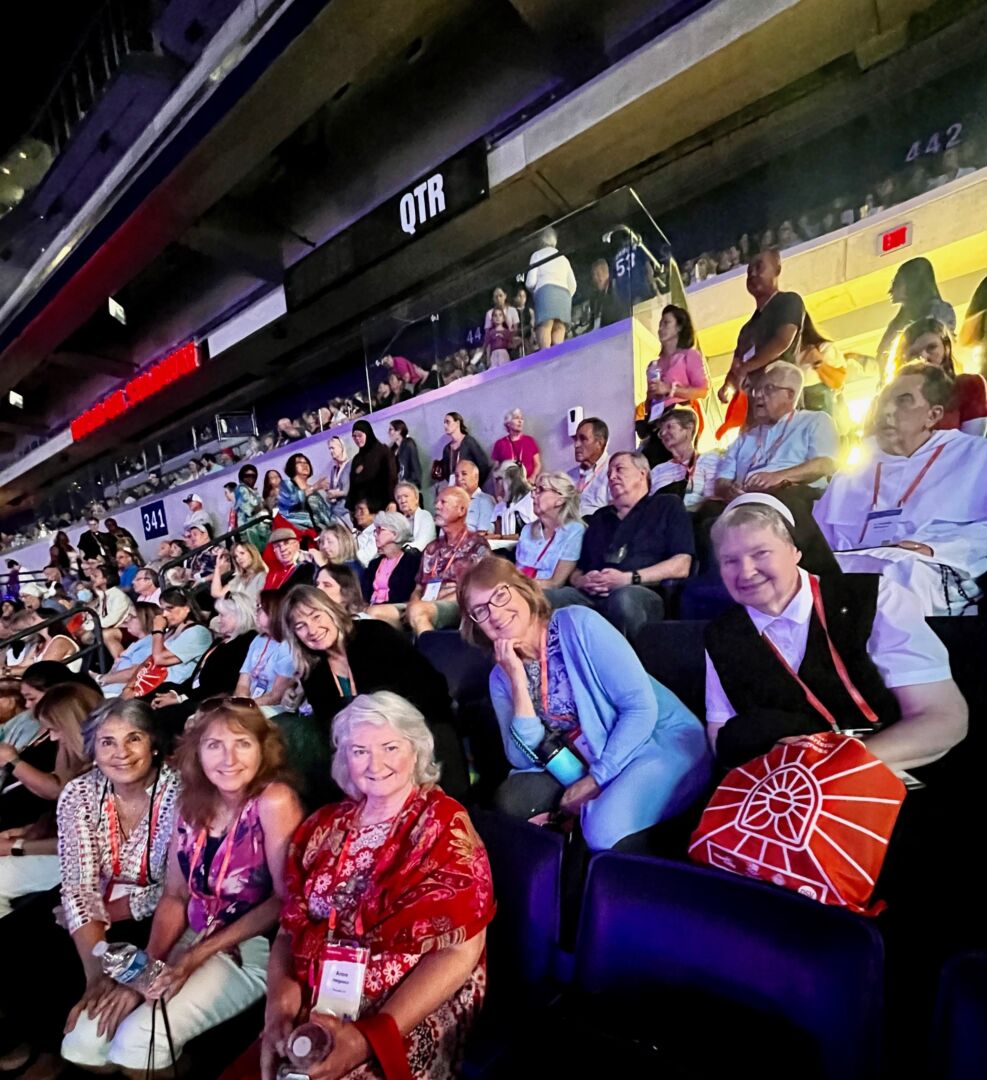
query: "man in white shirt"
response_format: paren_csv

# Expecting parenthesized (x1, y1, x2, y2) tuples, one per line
(714, 361, 839, 501)
(649, 408, 719, 509)
(352, 499, 377, 568)
(133, 567, 162, 606)
(182, 493, 216, 535)
(395, 482, 436, 551)
(568, 417, 610, 518)
(455, 460, 495, 534)
(814, 363, 987, 616)
(703, 495, 967, 772)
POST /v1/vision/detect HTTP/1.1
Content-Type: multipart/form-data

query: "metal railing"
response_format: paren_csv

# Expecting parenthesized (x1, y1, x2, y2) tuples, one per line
(0, 602, 110, 676)
(158, 511, 273, 579)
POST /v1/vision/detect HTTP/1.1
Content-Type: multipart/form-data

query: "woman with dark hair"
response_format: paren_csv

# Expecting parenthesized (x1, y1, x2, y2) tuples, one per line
(459, 558, 711, 851)
(278, 452, 333, 532)
(280, 585, 469, 802)
(347, 420, 398, 514)
(797, 311, 848, 420)
(895, 317, 987, 436)
(388, 418, 423, 490)
(877, 257, 957, 368)
(233, 463, 270, 552)
(99, 602, 161, 696)
(61, 698, 302, 1074)
(0, 700, 177, 1076)
(316, 563, 369, 619)
(148, 591, 257, 735)
(91, 562, 134, 660)
(233, 590, 295, 715)
(641, 304, 710, 439)
(437, 411, 491, 486)
(262, 469, 282, 515)
(144, 587, 213, 690)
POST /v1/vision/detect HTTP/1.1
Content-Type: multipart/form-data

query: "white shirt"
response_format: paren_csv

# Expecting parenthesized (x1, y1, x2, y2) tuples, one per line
(408, 508, 437, 551)
(525, 246, 577, 296)
(717, 410, 840, 489)
(491, 493, 536, 536)
(466, 490, 496, 533)
(704, 569, 951, 746)
(356, 525, 376, 568)
(650, 452, 720, 508)
(95, 586, 135, 629)
(569, 452, 610, 517)
(135, 588, 162, 606)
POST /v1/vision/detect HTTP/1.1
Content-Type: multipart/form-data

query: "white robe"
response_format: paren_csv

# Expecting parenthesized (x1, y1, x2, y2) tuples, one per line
(813, 429, 987, 616)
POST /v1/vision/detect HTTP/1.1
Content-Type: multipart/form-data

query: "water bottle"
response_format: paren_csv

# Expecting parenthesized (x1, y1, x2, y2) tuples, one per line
(276, 1022, 334, 1078)
(92, 941, 168, 994)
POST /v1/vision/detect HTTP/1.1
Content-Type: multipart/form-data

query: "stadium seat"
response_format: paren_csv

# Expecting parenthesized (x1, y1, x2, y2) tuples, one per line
(635, 619, 707, 721)
(530, 853, 884, 1078)
(416, 630, 508, 803)
(932, 951, 987, 1079)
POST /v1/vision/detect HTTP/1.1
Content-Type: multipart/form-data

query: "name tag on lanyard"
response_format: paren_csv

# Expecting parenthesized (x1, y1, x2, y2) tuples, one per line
(422, 580, 443, 602)
(314, 941, 370, 1020)
(861, 506, 905, 545)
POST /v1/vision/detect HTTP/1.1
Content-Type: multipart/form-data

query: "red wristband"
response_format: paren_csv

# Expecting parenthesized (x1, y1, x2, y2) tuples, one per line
(353, 1013, 413, 1080)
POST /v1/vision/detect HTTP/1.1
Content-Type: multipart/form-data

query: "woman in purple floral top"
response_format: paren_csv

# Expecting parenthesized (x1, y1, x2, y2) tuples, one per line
(61, 697, 303, 1074)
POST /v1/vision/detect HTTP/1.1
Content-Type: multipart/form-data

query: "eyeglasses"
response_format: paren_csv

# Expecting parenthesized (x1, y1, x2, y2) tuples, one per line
(755, 383, 794, 397)
(467, 583, 513, 623)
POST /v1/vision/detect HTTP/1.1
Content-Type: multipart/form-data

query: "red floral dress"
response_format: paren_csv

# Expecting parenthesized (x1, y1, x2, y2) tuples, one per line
(281, 786, 495, 1079)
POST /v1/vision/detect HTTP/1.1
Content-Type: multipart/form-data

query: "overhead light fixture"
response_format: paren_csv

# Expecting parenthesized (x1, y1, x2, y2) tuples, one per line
(17, 151, 27, 160)
(8, 391, 23, 409)
(0, 168, 9, 176)
(108, 296, 127, 325)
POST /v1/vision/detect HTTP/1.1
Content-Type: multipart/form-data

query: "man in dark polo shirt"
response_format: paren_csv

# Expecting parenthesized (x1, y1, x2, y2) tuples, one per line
(549, 450, 694, 640)
(717, 248, 806, 405)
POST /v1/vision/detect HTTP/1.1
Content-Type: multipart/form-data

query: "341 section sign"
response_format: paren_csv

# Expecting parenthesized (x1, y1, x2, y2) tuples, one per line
(141, 500, 169, 541)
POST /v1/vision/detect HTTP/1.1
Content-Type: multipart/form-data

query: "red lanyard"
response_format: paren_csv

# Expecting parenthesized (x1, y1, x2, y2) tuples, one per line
(533, 530, 558, 566)
(187, 804, 246, 925)
(431, 529, 469, 578)
(760, 575, 880, 732)
(106, 776, 163, 886)
(249, 638, 272, 679)
(576, 460, 605, 493)
(857, 443, 945, 543)
(748, 412, 795, 472)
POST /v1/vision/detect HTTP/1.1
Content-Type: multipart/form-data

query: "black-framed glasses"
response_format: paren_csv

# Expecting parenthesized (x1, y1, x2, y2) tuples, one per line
(468, 584, 513, 624)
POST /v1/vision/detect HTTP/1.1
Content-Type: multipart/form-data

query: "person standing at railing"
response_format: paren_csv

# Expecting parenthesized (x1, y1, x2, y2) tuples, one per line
(278, 453, 334, 533)
(347, 420, 398, 515)
(876, 257, 956, 373)
(232, 464, 270, 552)
(526, 226, 578, 351)
(3, 561, 19, 602)
(641, 305, 710, 441)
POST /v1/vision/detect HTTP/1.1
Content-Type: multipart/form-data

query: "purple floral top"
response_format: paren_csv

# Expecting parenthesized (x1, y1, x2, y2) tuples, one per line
(175, 795, 272, 934)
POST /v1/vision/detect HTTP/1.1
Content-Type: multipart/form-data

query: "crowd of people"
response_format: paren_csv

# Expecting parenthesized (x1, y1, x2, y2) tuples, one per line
(0, 237, 982, 1076)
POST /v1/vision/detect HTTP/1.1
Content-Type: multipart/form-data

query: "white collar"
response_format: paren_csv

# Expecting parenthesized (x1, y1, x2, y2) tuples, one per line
(873, 427, 954, 464)
(578, 451, 609, 474)
(746, 568, 813, 633)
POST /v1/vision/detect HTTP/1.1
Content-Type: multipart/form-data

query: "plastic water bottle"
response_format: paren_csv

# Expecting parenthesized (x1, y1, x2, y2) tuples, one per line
(93, 941, 168, 994)
(276, 1022, 334, 1078)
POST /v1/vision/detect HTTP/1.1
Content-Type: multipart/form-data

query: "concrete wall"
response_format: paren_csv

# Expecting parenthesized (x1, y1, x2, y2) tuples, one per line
(10, 322, 636, 571)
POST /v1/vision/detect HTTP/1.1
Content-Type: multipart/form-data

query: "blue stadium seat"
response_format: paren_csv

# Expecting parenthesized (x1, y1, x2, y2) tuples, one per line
(561, 853, 884, 1079)
(933, 952, 987, 1079)
(463, 810, 565, 1079)
(635, 619, 708, 721)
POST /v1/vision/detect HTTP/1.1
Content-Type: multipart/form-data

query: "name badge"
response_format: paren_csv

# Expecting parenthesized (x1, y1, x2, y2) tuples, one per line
(422, 580, 443, 602)
(862, 507, 904, 545)
(648, 400, 665, 422)
(742, 346, 756, 363)
(314, 941, 369, 1021)
(107, 883, 134, 903)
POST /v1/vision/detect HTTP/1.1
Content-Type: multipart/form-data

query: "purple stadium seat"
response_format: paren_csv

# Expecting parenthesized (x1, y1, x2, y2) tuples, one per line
(933, 952, 987, 1079)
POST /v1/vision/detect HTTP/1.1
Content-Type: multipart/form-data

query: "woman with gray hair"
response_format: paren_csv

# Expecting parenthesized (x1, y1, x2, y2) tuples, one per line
(525, 224, 577, 350)
(515, 471, 586, 587)
(258, 691, 494, 1080)
(490, 461, 537, 540)
(363, 510, 422, 612)
(0, 699, 179, 1074)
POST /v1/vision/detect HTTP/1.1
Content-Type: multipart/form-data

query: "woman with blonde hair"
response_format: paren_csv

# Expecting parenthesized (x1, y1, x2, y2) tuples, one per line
(211, 541, 268, 606)
(235, 692, 494, 1080)
(316, 521, 359, 570)
(61, 697, 303, 1074)
(514, 471, 585, 588)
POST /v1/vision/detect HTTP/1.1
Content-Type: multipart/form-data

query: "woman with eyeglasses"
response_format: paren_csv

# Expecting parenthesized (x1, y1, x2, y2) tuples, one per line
(98, 602, 161, 697)
(280, 585, 469, 803)
(279, 453, 334, 532)
(61, 697, 303, 1075)
(459, 558, 711, 851)
(514, 472, 585, 588)
(362, 511, 422, 620)
(145, 587, 213, 691)
(0, 700, 178, 1076)
(234, 590, 295, 716)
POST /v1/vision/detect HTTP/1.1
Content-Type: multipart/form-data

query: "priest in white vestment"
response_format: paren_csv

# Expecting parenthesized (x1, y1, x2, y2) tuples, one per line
(814, 363, 987, 616)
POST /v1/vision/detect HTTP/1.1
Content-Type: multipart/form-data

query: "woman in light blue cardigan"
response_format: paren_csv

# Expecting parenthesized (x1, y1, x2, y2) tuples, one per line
(459, 558, 711, 850)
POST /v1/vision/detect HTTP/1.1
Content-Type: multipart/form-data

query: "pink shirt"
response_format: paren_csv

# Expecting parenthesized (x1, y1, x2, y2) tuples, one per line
(391, 355, 423, 385)
(371, 555, 401, 604)
(645, 347, 709, 404)
(492, 434, 540, 479)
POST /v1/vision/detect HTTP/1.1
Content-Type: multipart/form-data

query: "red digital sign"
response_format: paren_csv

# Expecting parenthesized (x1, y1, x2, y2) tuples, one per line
(878, 223, 911, 255)
(70, 342, 200, 441)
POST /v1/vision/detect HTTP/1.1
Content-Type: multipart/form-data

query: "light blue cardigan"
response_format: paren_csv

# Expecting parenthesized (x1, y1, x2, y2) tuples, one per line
(489, 605, 709, 787)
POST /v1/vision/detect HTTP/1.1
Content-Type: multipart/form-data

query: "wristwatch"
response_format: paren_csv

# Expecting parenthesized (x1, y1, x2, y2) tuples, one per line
(631, 571, 642, 586)
(11, 839, 25, 856)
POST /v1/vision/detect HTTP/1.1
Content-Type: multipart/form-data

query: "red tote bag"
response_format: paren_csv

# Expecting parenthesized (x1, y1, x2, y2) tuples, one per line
(689, 732, 906, 915)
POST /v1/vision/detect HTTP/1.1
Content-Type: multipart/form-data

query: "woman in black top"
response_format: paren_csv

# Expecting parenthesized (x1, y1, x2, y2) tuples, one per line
(388, 418, 423, 490)
(280, 585, 467, 802)
(346, 419, 398, 514)
(363, 511, 422, 611)
(438, 412, 490, 486)
(146, 592, 256, 739)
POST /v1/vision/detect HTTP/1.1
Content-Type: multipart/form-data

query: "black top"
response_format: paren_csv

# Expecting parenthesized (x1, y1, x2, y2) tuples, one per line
(736, 290, 805, 366)
(706, 573, 901, 769)
(588, 282, 629, 328)
(362, 549, 422, 604)
(440, 434, 491, 486)
(577, 492, 695, 574)
(277, 560, 318, 595)
(393, 439, 423, 490)
(302, 620, 453, 729)
(347, 443, 398, 513)
(78, 529, 109, 560)
(0, 735, 57, 831)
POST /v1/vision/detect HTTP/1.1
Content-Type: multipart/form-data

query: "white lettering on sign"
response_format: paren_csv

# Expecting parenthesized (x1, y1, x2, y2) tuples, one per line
(399, 172, 447, 235)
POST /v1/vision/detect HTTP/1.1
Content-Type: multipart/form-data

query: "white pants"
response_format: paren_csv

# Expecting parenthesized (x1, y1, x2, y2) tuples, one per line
(0, 854, 60, 919)
(61, 932, 269, 1070)
(834, 551, 981, 617)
